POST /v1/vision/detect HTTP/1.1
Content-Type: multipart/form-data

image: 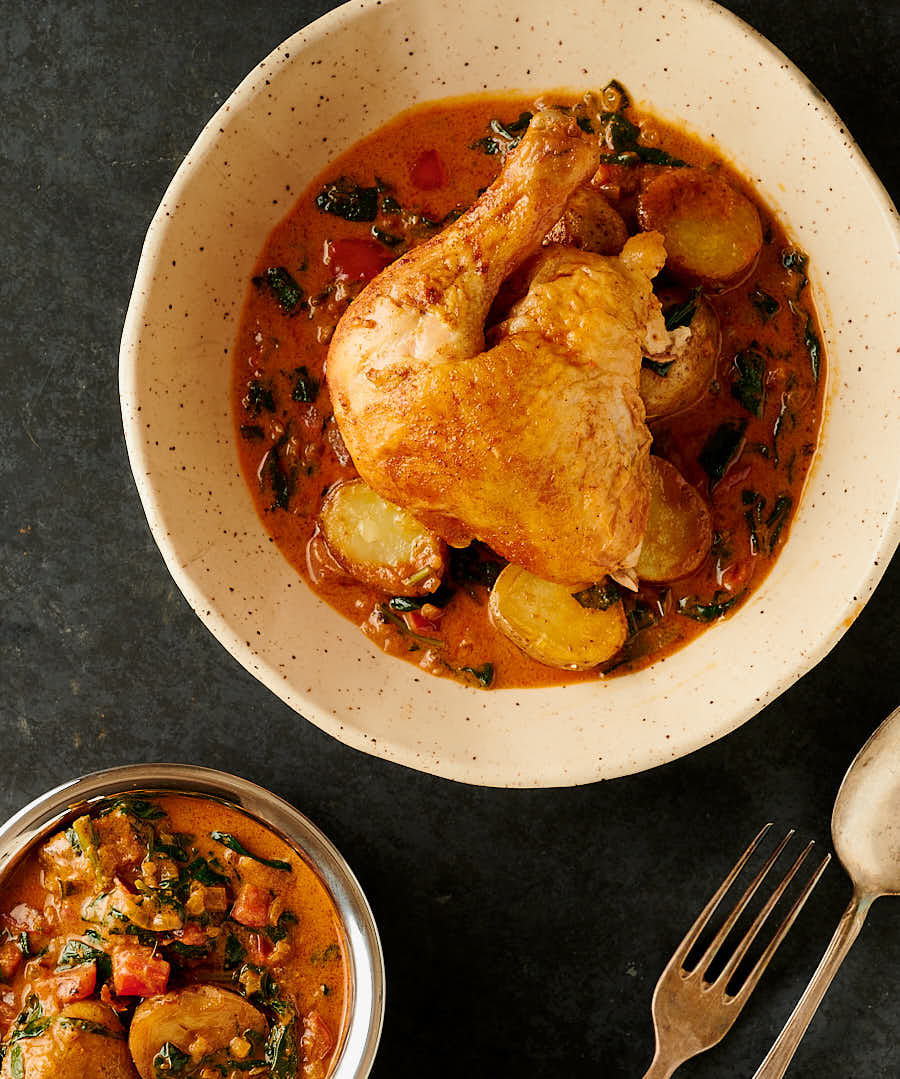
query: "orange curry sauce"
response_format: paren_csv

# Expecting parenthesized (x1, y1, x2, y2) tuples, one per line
(0, 795, 346, 1078)
(231, 91, 824, 689)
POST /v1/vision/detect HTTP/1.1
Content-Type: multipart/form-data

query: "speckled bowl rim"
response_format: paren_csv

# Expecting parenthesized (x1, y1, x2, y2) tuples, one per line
(120, 0, 900, 787)
(0, 764, 384, 1079)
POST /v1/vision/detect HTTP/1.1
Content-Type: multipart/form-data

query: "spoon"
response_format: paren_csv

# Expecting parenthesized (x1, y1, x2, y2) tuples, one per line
(753, 705, 900, 1078)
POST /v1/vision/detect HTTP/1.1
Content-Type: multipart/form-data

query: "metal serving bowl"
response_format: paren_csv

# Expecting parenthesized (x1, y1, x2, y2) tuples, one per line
(0, 763, 384, 1079)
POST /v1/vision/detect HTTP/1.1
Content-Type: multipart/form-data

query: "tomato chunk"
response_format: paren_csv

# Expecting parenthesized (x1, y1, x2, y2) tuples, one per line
(0, 940, 22, 982)
(301, 1011, 335, 1063)
(176, 921, 208, 947)
(231, 883, 271, 928)
(409, 149, 446, 191)
(248, 932, 275, 966)
(329, 238, 393, 283)
(111, 945, 170, 997)
(55, 961, 97, 1004)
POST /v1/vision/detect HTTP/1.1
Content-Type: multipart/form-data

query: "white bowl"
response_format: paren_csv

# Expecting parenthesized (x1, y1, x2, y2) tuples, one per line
(120, 0, 900, 787)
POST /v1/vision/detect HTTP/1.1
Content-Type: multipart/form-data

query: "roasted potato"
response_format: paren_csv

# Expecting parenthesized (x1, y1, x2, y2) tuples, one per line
(0, 1002, 137, 1079)
(318, 479, 446, 595)
(641, 289, 721, 420)
(544, 186, 629, 254)
(636, 457, 712, 583)
(637, 169, 762, 287)
(489, 566, 627, 669)
(129, 985, 267, 1079)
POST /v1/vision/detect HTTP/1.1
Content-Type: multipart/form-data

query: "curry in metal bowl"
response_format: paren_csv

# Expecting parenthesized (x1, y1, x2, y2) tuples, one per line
(232, 83, 824, 691)
(0, 789, 353, 1079)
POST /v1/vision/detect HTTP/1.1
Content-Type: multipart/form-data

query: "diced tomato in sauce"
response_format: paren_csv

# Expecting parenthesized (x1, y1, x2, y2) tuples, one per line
(248, 932, 275, 965)
(111, 945, 170, 997)
(230, 883, 271, 928)
(301, 1011, 335, 1063)
(409, 148, 446, 190)
(328, 238, 393, 283)
(54, 962, 97, 1004)
(0, 941, 22, 982)
(176, 921, 208, 947)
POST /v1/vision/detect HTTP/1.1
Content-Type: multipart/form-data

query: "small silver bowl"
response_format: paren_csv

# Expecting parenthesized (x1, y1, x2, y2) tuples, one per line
(0, 763, 384, 1079)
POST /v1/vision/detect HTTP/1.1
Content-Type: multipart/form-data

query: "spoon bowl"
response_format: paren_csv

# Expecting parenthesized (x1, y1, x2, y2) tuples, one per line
(832, 706, 900, 894)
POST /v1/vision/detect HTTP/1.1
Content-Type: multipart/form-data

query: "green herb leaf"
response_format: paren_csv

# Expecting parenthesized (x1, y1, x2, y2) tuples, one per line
(253, 266, 305, 314)
(315, 177, 379, 222)
(10, 1044, 22, 1079)
(266, 1016, 299, 1079)
(766, 494, 793, 552)
(600, 79, 631, 110)
(804, 316, 821, 382)
(186, 856, 230, 887)
(57, 1017, 124, 1038)
(471, 112, 532, 155)
(244, 379, 276, 416)
(677, 593, 742, 622)
(626, 600, 661, 637)
(264, 910, 298, 945)
(57, 940, 113, 983)
(153, 1041, 191, 1076)
(731, 348, 766, 417)
(210, 832, 292, 872)
(699, 421, 747, 488)
(239, 424, 265, 441)
(641, 357, 675, 378)
(573, 581, 621, 610)
(459, 663, 494, 688)
(376, 604, 444, 648)
(663, 287, 703, 331)
(96, 798, 166, 822)
(290, 365, 319, 403)
(224, 933, 246, 971)
(371, 226, 404, 247)
(310, 943, 341, 966)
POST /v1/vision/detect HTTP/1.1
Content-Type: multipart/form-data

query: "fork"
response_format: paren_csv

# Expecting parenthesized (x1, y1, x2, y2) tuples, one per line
(642, 824, 831, 1078)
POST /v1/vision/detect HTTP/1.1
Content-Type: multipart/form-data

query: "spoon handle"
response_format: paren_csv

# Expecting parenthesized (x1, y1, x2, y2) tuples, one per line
(752, 890, 873, 1079)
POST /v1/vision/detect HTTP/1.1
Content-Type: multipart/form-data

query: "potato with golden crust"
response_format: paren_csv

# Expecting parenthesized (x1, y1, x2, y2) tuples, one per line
(0, 1002, 137, 1079)
(637, 168, 762, 287)
(489, 566, 627, 669)
(636, 457, 712, 583)
(318, 479, 446, 595)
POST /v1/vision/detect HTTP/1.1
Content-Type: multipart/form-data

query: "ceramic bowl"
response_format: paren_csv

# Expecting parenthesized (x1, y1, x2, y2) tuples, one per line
(119, 0, 900, 786)
(0, 764, 384, 1078)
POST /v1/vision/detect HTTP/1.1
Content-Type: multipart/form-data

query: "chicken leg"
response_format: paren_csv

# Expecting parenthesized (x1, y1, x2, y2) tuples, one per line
(327, 108, 671, 586)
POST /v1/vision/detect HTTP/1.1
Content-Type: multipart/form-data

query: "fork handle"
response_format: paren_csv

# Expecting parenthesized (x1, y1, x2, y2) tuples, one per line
(751, 889, 874, 1079)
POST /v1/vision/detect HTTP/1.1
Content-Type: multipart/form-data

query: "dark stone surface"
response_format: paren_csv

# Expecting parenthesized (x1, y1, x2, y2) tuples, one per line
(1, 2, 897, 1076)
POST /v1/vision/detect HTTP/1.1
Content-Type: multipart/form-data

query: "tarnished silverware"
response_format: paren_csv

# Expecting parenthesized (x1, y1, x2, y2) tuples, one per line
(642, 825, 830, 1078)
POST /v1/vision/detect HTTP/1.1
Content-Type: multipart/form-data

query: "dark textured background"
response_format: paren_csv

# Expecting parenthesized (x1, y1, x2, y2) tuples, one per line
(1, 2, 897, 1076)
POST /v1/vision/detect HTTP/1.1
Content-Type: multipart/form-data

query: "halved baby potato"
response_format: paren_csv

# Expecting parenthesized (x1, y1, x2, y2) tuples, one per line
(641, 290, 721, 420)
(129, 986, 267, 1079)
(637, 169, 762, 287)
(636, 457, 712, 583)
(489, 566, 627, 669)
(318, 478, 446, 595)
(544, 185, 629, 255)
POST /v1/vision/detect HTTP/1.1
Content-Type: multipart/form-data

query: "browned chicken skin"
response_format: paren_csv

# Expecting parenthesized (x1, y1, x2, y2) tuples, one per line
(327, 108, 673, 586)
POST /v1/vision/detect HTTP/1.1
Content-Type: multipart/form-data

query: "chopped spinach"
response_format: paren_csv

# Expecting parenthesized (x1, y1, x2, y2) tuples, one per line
(186, 855, 229, 887)
(573, 581, 621, 610)
(600, 78, 631, 110)
(471, 111, 533, 155)
(244, 379, 276, 416)
(239, 424, 265, 440)
(210, 832, 292, 872)
(663, 287, 703, 331)
(642, 357, 675, 377)
(57, 940, 112, 983)
(153, 1041, 191, 1076)
(253, 266, 305, 314)
(165, 939, 212, 962)
(57, 1017, 124, 1038)
(387, 583, 454, 612)
(731, 348, 766, 417)
(315, 176, 379, 222)
(750, 285, 779, 322)
(9, 1045, 22, 1079)
(459, 663, 495, 688)
(376, 604, 444, 648)
(766, 494, 793, 551)
(263, 444, 292, 511)
(310, 942, 341, 966)
(291, 365, 319, 403)
(594, 111, 686, 166)
(626, 600, 660, 637)
(224, 933, 246, 971)
(698, 420, 747, 488)
(264, 910, 298, 944)
(371, 225, 404, 247)
(265, 1016, 299, 1079)
(677, 592, 742, 622)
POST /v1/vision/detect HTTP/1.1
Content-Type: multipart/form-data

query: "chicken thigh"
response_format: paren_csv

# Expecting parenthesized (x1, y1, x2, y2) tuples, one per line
(327, 108, 672, 586)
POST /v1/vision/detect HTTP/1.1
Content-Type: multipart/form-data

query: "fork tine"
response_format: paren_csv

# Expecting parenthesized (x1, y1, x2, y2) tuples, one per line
(693, 828, 794, 978)
(670, 823, 773, 966)
(731, 851, 832, 1005)
(713, 840, 815, 989)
